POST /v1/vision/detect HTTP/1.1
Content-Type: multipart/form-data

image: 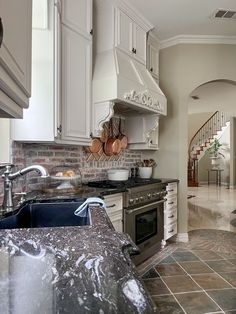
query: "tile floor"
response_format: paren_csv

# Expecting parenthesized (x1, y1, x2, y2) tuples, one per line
(139, 185, 236, 313)
(142, 245, 236, 314)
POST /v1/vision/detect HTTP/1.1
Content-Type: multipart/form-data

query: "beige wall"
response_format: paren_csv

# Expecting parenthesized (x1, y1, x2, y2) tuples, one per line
(154, 44, 236, 238)
(0, 119, 11, 162)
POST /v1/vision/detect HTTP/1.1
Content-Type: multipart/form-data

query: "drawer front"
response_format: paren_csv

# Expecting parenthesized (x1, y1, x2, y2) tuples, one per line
(165, 195, 177, 211)
(166, 182, 177, 196)
(104, 193, 123, 215)
(164, 222, 177, 240)
(164, 208, 177, 225)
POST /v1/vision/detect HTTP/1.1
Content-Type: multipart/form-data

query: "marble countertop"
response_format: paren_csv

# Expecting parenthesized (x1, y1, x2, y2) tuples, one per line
(0, 205, 155, 313)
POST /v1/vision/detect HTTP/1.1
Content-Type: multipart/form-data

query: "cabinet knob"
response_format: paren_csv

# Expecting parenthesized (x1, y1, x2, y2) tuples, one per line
(0, 18, 3, 48)
(132, 48, 136, 54)
(150, 67, 153, 72)
(90, 29, 93, 35)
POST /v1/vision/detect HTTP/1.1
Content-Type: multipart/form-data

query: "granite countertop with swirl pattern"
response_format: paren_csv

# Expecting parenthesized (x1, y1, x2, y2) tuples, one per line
(0, 204, 155, 314)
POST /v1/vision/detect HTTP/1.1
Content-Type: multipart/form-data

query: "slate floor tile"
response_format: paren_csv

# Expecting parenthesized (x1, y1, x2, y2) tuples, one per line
(155, 263, 186, 276)
(191, 250, 223, 261)
(191, 273, 232, 290)
(174, 291, 220, 314)
(179, 261, 214, 274)
(228, 259, 236, 266)
(159, 255, 175, 264)
(207, 289, 236, 311)
(142, 268, 159, 279)
(171, 251, 199, 262)
(219, 272, 236, 286)
(152, 295, 185, 314)
(143, 278, 170, 295)
(206, 260, 236, 273)
(162, 275, 201, 293)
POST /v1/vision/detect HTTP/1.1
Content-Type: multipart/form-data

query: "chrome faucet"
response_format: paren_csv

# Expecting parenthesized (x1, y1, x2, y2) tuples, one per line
(0, 164, 49, 215)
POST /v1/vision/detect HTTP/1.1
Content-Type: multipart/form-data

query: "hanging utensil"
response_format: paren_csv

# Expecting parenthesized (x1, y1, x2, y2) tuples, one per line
(84, 137, 102, 153)
(118, 117, 128, 150)
(104, 119, 121, 156)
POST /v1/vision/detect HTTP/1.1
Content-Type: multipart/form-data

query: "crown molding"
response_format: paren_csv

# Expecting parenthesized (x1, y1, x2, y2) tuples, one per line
(117, 0, 154, 32)
(160, 35, 236, 49)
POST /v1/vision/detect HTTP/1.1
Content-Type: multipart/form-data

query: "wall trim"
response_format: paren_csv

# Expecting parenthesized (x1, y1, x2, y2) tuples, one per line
(176, 233, 189, 243)
(160, 35, 236, 50)
(198, 181, 229, 187)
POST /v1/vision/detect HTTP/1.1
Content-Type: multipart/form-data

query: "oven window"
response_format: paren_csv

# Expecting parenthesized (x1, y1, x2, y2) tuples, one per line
(135, 208, 157, 245)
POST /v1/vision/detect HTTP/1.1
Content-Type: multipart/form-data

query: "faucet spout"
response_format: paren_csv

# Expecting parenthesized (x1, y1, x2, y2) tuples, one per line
(8, 165, 49, 180)
(1, 164, 49, 215)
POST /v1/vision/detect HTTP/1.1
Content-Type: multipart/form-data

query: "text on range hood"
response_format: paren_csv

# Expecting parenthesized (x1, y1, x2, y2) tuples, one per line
(93, 48, 167, 136)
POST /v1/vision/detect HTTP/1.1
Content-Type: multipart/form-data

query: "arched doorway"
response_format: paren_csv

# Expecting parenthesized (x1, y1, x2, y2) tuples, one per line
(187, 79, 236, 231)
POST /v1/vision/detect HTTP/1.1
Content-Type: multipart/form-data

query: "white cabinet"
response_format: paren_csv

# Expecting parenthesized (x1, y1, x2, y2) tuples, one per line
(163, 182, 178, 245)
(11, 0, 92, 145)
(147, 33, 159, 83)
(0, 0, 32, 118)
(60, 23, 92, 142)
(103, 193, 123, 232)
(115, 8, 146, 64)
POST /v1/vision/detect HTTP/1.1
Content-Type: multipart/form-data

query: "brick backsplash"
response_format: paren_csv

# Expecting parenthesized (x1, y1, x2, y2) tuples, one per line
(0, 142, 142, 197)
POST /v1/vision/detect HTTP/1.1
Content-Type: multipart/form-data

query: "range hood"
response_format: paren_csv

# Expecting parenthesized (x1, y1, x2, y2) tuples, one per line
(92, 48, 167, 137)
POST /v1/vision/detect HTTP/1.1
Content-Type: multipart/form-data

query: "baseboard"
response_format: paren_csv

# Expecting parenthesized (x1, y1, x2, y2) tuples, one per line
(175, 233, 189, 243)
(198, 181, 229, 186)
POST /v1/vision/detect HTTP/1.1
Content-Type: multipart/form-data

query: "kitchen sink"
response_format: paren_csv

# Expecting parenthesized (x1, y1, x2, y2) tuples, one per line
(0, 199, 90, 229)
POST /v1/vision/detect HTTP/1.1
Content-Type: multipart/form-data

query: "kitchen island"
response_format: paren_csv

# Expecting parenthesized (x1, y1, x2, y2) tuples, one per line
(0, 204, 154, 313)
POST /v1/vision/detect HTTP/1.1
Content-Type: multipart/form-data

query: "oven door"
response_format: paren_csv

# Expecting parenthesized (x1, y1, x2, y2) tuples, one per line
(124, 199, 165, 263)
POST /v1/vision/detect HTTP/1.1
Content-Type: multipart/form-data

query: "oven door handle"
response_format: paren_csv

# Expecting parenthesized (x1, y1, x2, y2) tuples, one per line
(125, 198, 167, 215)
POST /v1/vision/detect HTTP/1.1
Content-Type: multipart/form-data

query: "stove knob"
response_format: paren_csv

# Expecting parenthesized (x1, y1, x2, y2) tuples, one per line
(129, 199, 134, 205)
(152, 193, 156, 197)
(147, 193, 151, 199)
(140, 196, 144, 201)
(135, 197, 139, 203)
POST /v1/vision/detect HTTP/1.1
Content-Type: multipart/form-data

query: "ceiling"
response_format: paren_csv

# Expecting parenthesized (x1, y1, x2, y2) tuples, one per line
(125, 0, 236, 41)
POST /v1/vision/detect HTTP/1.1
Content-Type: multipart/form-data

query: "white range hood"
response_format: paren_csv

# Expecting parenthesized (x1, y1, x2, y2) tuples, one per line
(92, 48, 167, 137)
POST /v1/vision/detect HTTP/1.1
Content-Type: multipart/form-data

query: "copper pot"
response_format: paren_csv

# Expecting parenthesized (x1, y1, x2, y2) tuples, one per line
(104, 119, 121, 156)
(118, 117, 128, 149)
(84, 138, 102, 153)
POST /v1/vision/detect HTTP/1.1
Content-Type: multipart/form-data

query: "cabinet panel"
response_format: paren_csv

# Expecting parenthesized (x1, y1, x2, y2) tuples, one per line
(133, 24, 146, 64)
(149, 44, 159, 77)
(0, 0, 32, 100)
(62, 0, 92, 37)
(115, 9, 132, 54)
(164, 222, 177, 240)
(61, 25, 92, 142)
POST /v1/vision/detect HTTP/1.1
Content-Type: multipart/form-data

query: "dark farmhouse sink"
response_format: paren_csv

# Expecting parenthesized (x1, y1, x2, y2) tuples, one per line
(0, 199, 90, 229)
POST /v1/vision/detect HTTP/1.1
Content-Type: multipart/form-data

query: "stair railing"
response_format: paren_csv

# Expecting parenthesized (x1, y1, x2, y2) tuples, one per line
(188, 111, 229, 186)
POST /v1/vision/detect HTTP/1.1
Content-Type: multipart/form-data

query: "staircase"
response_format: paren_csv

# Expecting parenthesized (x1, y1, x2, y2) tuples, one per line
(188, 111, 229, 187)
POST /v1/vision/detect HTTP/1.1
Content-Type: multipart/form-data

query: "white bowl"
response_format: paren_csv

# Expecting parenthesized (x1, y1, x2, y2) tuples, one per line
(107, 169, 129, 181)
(139, 167, 152, 179)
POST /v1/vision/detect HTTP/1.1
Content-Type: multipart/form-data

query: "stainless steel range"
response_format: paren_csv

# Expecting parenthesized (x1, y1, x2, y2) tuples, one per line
(88, 178, 167, 265)
(123, 181, 167, 265)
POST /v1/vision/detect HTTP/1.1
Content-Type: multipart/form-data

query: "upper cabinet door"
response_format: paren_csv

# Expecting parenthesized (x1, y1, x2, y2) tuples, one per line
(148, 44, 159, 78)
(61, 0, 92, 38)
(61, 25, 92, 142)
(0, 0, 32, 99)
(133, 24, 146, 64)
(115, 9, 132, 54)
(115, 8, 146, 64)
